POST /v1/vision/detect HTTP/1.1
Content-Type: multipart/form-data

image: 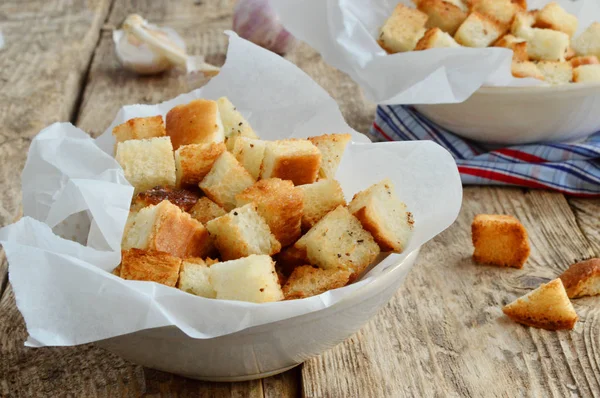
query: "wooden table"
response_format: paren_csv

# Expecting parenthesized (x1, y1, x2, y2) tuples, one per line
(1, 1, 599, 396)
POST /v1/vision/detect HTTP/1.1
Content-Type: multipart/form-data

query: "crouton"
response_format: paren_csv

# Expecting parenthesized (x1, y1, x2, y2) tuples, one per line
(511, 61, 545, 80)
(131, 186, 202, 213)
(348, 179, 414, 253)
(282, 265, 351, 300)
(415, 27, 461, 50)
(537, 61, 573, 84)
(115, 137, 176, 194)
(199, 151, 255, 211)
(494, 34, 528, 62)
(177, 257, 216, 298)
(472, 214, 530, 268)
(260, 139, 322, 185)
(295, 206, 380, 280)
(559, 258, 600, 299)
(573, 64, 600, 83)
(533, 2, 578, 38)
(502, 279, 578, 330)
(231, 137, 267, 179)
(206, 203, 281, 260)
(112, 264, 121, 276)
(236, 178, 303, 247)
(512, 0, 527, 11)
(511, 11, 535, 39)
(122, 200, 212, 258)
(210, 254, 284, 303)
(120, 248, 182, 287)
(174, 142, 226, 187)
(112, 116, 166, 146)
(471, 0, 519, 26)
(454, 12, 505, 48)
(565, 47, 576, 61)
(216, 97, 258, 140)
(417, 0, 468, 36)
(298, 179, 346, 231)
(377, 4, 428, 53)
(274, 245, 308, 276)
(571, 56, 599, 68)
(443, 0, 469, 12)
(527, 28, 570, 61)
(573, 22, 600, 58)
(189, 197, 227, 225)
(307, 133, 352, 180)
(166, 99, 224, 150)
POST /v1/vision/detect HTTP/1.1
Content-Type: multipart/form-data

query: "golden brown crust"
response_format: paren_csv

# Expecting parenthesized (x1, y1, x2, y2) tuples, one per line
(352, 206, 397, 252)
(112, 116, 166, 143)
(120, 249, 182, 287)
(494, 35, 528, 62)
(570, 56, 600, 68)
(417, 0, 468, 35)
(176, 142, 226, 187)
(415, 28, 438, 51)
(274, 245, 308, 277)
(166, 99, 222, 150)
(189, 197, 227, 225)
(270, 153, 321, 186)
(112, 264, 121, 276)
(472, 214, 530, 269)
(282, 265, 351, 300)
(559, 258, 600, 299)
(131, 186, 202, 213)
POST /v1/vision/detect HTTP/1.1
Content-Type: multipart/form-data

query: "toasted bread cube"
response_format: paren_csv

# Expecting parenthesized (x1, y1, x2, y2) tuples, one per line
(537, 61, 573, 85)
(348, 179, 414, 253)
(527, 28, 570, 62)
(260, 139, 321, 185)
(494, 35, 528, 62)
(533, 2, 578, 38)
(236, 179, 303, 247)
(274, 245, 308, 277)
(571, 56, 599, 68)
(417, 0, 468, 36)
(210, 255, 283, 303)
(189, 197, 227, 225)
(573, 64, 600, 83)
(565, 47, 576, 61)
(377, 4, 428, 53)
(559, 258, 600, 299)
(454, 12, 505, 48)
(231, 137, 267, 180)
(216, 97, 258, 140)
(206, 203, 281, 260)
(115, 137, 176, 194)
(472, 0, 518, 26)
(174, 142, 226, 187)
(573, 23, 600, 58)
(511, 61, 545, 80)
(122, 200, 211, 258)
(112, 264, 121, 276)
(199, 151, 255, 211)
(503, 279, 578, 330)
(120, 248, 182, 287)
(298, 179, 346, 231)
(415, 27, 461, 50)
(282, 265, 351, 300)
(472, 214, 530, 268)
(511, 11, 535, 39)
(178, 258, 216, 298)
(307, 133, 351, 179)
(166, 99, 224, 150)
(131, 186, 202, 213)
(112, 116, 166, 146)
(295, 206, 380, 279)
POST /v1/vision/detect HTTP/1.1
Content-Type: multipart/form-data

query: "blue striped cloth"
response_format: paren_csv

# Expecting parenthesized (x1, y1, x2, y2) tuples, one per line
(371, 105, 600, 197)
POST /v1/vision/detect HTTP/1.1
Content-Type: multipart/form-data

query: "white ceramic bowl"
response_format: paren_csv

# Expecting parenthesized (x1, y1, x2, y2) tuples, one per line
(414, 83, 600, 145)
(96, 249, 420, 382)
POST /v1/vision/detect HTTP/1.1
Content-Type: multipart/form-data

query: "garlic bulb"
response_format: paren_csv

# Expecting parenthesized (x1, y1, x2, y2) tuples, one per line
(233, 0, 297, 56)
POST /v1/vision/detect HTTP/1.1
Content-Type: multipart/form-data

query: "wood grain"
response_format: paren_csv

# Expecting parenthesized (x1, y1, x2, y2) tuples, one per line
(568, 198, 600, 256)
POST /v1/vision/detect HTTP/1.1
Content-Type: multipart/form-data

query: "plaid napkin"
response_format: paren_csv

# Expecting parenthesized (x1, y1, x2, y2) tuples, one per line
(371, 105, 600, 197)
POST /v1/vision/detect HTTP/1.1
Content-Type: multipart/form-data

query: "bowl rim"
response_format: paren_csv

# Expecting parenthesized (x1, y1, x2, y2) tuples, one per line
(477, 81, 600, 95)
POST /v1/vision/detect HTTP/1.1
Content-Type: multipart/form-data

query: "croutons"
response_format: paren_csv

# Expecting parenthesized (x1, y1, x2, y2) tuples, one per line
(570, 56, 600, 68)
(527, 28, 570, 61)
(536, 61, 573, 85)
(260, 139, 322, 185)
(122, 200, 212, 258)
(298, 179, 346, 231)
(274, 245, 308, 277)
(216, 97, 258, 140)
(502, 279, 578, 330)
(348, 179, 414, 253)
(511, 11, 535, 39)
(295, 206, 380, 280)
(417, 0, 468, 36)
(416, 27, 461, 50)
(210, 254, 284, 303)
(115, 137, 176, 194)
(189, 197, 227, 225)
(308, 133, 352, 180)
(112, 116, 166, 145)
(378, 4, 428, 53)
(177, 258, 216, 298)
(166, 99, 224, 149)
(471, 214, 530, 269)
(206, 203, 281, 261)
(174, 142, 226, 187)
(511, 61, 544, 80)
(533, 2, 578, 38)
(236, 178, 303, 247)
(454, 12, 505, 48)
(559, 258, 600, 298)
(131, 186, 201, 213)
(199, 151, 256, 211)
(494, 34, 528, 62)
(573, 22, 600, 58)
(120, 248, 182, 287)
(573, 64, 600, 83)
(282, 265, 351, 300)
(471, 0, 519, 26)
(231, 137, 267, 180)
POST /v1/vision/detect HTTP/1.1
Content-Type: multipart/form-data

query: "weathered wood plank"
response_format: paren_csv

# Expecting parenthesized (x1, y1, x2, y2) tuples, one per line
(568, 198, 600, 256)
(303, 188, 600, 397)
(263, 366, 302, 398)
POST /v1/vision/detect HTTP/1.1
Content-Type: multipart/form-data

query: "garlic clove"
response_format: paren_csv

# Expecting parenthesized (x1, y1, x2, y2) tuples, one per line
(113, 29, 173, 75)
